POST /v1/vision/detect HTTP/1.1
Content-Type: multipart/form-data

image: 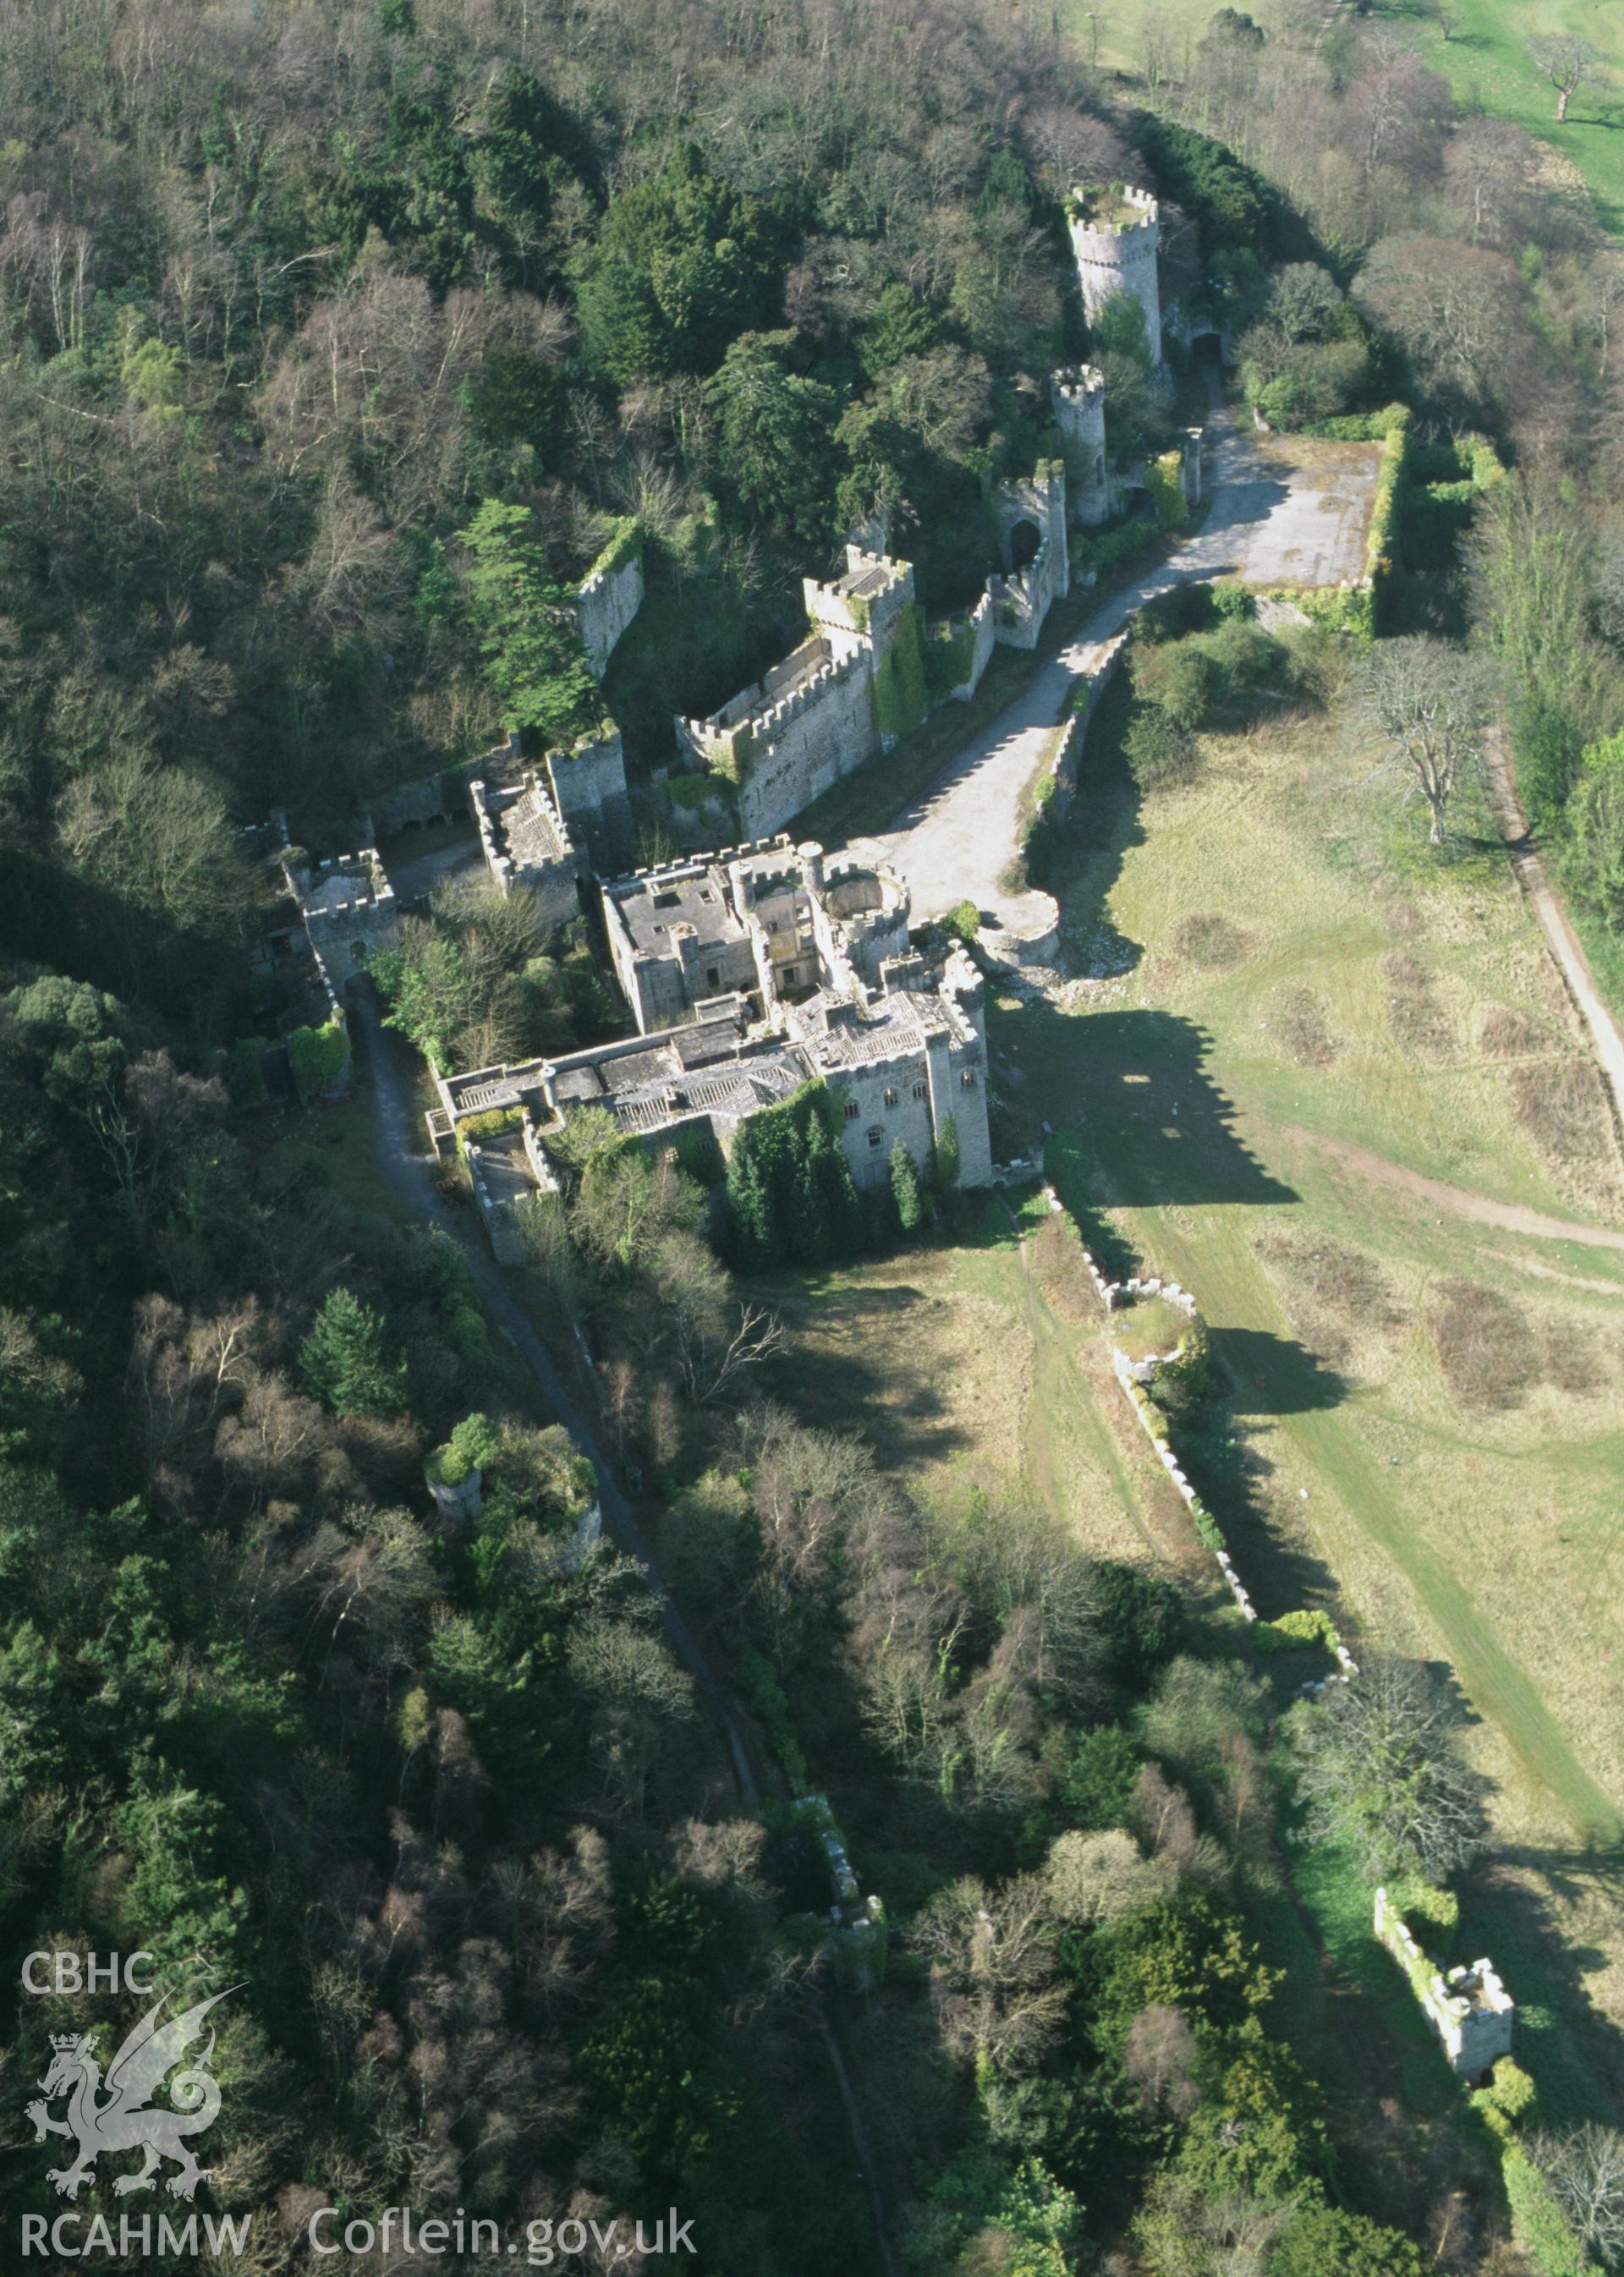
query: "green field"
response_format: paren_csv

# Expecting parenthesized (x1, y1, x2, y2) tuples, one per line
(994, 681, 1624, 2114)
(1073, 0, 1624, 228)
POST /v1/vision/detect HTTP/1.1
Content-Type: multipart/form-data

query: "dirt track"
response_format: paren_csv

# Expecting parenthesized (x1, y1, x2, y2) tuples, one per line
(1484, 722, 1624, 1151)
(1283, 1125, 1624, 1256)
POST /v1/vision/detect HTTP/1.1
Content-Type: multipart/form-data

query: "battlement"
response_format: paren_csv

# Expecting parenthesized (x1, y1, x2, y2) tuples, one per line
(1070, 184, 1162, 354)
(294, 848, 393, 924)
(619, 834, 792, 885)
(1068, 183, 1159, 240)
(805, 546, 915, 641)
(1051, 364, 1107, 406)
(682, 641, 869, 755)
(288, 846, 400, 998)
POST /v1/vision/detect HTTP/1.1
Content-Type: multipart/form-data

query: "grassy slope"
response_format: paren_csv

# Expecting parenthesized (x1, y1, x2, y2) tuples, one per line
(997, 685, 1624, 2118)
(760, 1191, 1212, 1576)
(1068, 0, 1624, 226)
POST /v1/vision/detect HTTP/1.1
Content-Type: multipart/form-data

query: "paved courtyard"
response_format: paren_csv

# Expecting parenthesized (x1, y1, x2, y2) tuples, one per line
(871, 411, 1380, 941)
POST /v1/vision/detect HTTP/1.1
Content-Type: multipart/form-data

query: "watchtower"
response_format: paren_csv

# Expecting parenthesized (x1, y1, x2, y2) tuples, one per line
(1050, 366, 1110, 529)
(1068, 185, 1161, 364)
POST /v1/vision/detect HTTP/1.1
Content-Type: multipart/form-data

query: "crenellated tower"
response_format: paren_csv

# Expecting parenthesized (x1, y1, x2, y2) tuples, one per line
(1049, 366, 1110, 529)
(1068, 184, 1161, 365)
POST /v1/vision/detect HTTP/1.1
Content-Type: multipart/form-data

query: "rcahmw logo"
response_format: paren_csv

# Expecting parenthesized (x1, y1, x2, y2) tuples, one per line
(19, 1951, 250, 2258)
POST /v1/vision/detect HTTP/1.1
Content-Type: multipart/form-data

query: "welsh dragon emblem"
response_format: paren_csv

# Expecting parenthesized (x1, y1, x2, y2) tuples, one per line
(26, 1986, 237, 2201)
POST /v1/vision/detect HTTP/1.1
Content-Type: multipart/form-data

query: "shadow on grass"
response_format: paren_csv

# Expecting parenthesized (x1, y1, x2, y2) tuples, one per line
(754, 1270, 979, 1476)
(1211, 1325, 1349, 1415)
(1471, 1841, 1624, 2131)
(1010, 1000, 1299, 1211)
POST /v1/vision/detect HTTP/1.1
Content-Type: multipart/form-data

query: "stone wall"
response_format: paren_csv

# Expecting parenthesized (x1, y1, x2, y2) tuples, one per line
(1034, 1178, 1362, 1662)
(1374, 1888, 1515, 2080)
(365, 770, 460, 841)
(1181, 427, 1205, 513)
(575, 543, 644, 679)
(732, 654, 881, 838)
(674, 547, 921, 841)
(1050, 633, 1129, 819)
(543, 728, 633, 870)
(464, 1145, 527, 1265)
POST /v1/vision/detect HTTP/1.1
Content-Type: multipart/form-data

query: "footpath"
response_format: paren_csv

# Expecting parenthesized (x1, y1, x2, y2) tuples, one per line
(1484, 721, 1624, 1149)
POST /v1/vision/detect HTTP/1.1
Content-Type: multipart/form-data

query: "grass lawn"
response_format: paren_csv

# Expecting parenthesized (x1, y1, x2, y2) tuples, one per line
(998, 677, 1624, 2121)
(1071, 0, 1624, 229)
(760, 1191, 1218, 1578)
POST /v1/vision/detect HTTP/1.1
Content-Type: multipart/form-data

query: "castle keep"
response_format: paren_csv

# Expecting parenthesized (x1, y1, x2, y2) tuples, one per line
(601, 837, 911, 1036)
(676, 549, 919, 841)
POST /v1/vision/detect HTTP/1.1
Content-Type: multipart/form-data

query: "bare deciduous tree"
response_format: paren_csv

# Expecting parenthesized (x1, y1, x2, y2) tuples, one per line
(1442, 118, 1536, 249)
(1532, 2126, 1624, 2263)
(1531, 35, 1605, 123)
(1349, 636, 1496, 845)
(1124, 2004, 1202, 2120)
(1046, 1829, 1173, 1924)
(1021, 103, 1129, 194)
(1357, 235, 1525, 408)
(912, 1873, 1069, 2077)
(1287, 1655, 1489, 1881)
(1140, 13, 1175, 91)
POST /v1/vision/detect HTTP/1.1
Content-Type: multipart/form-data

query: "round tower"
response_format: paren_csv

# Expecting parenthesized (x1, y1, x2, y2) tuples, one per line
(1068, 185, 1161, 365)
(1049, 365, 1110, 529)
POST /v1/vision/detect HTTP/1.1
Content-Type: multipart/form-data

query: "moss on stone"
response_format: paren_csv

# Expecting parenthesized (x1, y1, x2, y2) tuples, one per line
(872, 601, 929, 743)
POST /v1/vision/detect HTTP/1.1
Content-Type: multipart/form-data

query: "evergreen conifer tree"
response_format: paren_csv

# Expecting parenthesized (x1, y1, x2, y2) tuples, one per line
(791, 1112, 834, 1265)
(934, 1112, 962, 1193)
(300, 1288, 409, 1418)
(726, 1135, 778, 1270)
(891, 1140, 924, 1235)
(820, 1105, 867, 1256)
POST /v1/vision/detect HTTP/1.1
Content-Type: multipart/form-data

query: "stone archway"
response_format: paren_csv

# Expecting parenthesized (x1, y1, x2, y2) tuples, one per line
(1003, 518, 1043, 574)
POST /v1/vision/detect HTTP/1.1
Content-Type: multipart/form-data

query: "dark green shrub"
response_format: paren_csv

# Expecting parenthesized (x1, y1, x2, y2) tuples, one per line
(1124, 703, 1198, 788)
(1062, 1723, 1140, 1829)
(1138, 584, 1216, 643)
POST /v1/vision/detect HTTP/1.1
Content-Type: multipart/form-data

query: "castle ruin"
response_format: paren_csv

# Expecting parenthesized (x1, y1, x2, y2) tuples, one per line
(1374, 1888, 1515, 2082)
(601, 837, 911, 1036)
(988, 461, 1072, 645)
(1050, 367, 1111, 529)
(1068, 184, 1162, 362)
(287, 848, 400, 990)
(430, 826, 992, 1243)
(676, 548, 919, 841)
(574, 524, 645, 680)
(469, 770, 582, 930)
